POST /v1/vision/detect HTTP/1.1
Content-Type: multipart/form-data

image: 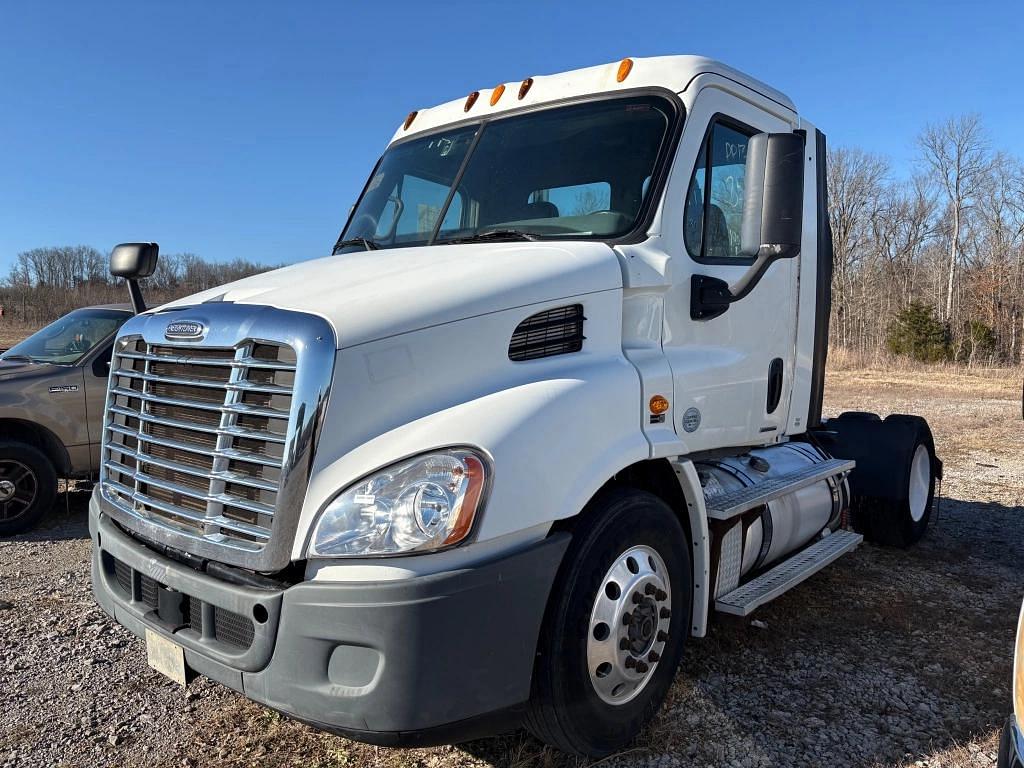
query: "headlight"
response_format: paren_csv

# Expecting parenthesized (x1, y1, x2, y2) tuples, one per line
(308, 448, 488, 557)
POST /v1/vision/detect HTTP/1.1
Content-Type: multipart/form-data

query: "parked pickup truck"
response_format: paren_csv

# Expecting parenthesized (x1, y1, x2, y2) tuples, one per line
(90, 55, 941, 756)
(0, 304, 132, 534)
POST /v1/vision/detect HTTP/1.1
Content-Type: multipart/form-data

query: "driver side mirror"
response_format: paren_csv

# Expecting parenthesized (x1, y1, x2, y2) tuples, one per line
(110, 242, 159, 280)
(691, 132, 805, 320)
(109, 242, 159, 315)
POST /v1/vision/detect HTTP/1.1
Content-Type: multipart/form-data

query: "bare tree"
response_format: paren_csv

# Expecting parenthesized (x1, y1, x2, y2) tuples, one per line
(827, 147, 889, 348)
(917, 114, 990, 323)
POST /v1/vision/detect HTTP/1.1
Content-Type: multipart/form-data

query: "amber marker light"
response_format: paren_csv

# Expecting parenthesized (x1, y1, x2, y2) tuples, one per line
(650, 395, 670, 415)
(442, 454, 486, 547)
(518, 77, 534, 100)
(464, 91, 480, 112)
(616, 57, 634, 82)
(403, 111, 418, 130)
(490, 84, 506, 106)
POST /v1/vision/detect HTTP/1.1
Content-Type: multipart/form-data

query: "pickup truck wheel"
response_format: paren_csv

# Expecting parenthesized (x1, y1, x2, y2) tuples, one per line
(524, 488, 691, 757)
(0, 442, 57, 536)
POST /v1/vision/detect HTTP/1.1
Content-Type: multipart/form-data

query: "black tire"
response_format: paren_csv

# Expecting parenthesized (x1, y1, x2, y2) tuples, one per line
(854, 416, 937, 548)
(524, 487, 692, 757)
(0, 441, 57, 536)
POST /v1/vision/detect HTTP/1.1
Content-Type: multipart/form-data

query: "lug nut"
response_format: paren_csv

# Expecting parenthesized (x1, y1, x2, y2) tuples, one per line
(624, 656, 636, 669)
(619, 637, 630, 651)
(631, 592, 643, 604)
(660, 607, 671, 619)
(635, 661, 649, 673)
(648, 650, 661, 663)
(644, 584, 657, 596)
(622, 612, 632, 625)
(656, 589, 668, 601)
(657, 630, 669, 642)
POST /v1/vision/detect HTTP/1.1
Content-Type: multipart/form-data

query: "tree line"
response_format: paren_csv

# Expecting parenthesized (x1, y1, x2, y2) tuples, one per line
(0, 248, 273, 325)
(828, 114, 1022, 365)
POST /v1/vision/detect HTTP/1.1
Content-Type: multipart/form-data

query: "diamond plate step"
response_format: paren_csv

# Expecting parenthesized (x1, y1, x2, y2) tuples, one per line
(704, 458, 855, 520)
(715, 529, 864, 616)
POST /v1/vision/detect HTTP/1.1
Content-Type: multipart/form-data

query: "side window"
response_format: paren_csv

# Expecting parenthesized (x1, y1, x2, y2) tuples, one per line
(528, 182, 611, 217)
(382, 175, 463, 241)
(684, 121, 753, 261)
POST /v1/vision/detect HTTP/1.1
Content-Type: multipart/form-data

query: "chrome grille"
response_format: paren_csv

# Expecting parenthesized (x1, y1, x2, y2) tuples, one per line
(98, 305, 335, 571)
(102, 337, 296, 553)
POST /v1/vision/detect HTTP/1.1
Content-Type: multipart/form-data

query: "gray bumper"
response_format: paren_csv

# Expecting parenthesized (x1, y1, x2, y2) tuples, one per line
(1001, 718, 1024, 768)
(89, 495, 569, 744)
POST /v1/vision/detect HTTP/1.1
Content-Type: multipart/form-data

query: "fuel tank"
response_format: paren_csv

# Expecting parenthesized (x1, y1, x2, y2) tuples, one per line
(696, 442, 849, 592)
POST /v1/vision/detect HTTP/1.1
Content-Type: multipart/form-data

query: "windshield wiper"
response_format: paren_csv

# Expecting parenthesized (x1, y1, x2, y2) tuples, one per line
(333, 237, 381, 253)
(442, 229, 540, 244)
(0, 354, 36, 363)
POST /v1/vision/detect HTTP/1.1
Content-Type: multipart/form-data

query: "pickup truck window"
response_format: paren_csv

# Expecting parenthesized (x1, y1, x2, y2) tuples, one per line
(685, 120, 754, 262)
(336, 95, 674, 252)
(0, 308, 129, 366)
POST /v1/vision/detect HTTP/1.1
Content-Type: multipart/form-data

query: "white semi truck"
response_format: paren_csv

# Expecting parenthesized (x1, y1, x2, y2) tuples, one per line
(90, 55, 942, 756)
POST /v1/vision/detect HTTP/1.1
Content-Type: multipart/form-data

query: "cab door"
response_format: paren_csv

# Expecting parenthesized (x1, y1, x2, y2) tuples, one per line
(663, 86, 800, 451)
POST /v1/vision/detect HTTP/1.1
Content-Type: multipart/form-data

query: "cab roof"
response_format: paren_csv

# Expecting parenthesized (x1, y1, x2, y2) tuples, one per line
(391, 55, 796, 143)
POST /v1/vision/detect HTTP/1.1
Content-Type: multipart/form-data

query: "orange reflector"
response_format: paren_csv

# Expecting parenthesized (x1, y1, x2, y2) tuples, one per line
(518, 77, 533, 100)
(403, 111, 418, 131)
(616, 58, 634, 82)
(464, 91, 480, 112)
(490, 84, 505, 106)
(649, 395, 670, 415)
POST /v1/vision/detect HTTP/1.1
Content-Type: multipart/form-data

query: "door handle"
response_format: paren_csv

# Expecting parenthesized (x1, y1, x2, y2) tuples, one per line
(767, 358, 784, 414)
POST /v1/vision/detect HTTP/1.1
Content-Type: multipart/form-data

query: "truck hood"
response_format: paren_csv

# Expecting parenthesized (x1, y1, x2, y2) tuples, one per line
(158, 241, 623, 348)
(0, 359, 60, 381)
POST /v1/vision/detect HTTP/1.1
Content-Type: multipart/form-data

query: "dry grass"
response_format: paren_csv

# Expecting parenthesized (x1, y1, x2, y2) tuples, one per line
(0, 320, 35, 349)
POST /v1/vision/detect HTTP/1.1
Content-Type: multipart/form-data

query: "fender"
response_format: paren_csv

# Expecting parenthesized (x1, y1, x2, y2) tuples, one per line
(292, 290, 652, 563)
(670, 458, 711, 637)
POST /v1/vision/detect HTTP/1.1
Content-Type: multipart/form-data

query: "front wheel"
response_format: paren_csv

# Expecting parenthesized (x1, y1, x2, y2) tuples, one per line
(524, 488, 691, 756)
(0, 442, 57, 536)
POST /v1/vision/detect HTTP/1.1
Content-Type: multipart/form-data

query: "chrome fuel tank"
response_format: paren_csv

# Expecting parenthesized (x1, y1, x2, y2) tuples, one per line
(697, 442, 849, 589)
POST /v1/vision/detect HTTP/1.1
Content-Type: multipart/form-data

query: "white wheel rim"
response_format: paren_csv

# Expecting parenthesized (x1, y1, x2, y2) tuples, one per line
(908, 444, 930, 523)
(586, 544, 671, 706)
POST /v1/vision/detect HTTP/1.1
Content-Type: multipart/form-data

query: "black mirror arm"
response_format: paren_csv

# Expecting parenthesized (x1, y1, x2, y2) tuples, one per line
(690, 244, 799, 321)
(127, 279, 147, 314)
(728, 243, 799, 301)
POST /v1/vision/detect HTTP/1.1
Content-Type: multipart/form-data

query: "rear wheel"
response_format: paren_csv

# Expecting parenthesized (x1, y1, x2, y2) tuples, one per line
(856, 417, 937, 547)
(525, 488, 691, 756)
(0, 442, 57, 536)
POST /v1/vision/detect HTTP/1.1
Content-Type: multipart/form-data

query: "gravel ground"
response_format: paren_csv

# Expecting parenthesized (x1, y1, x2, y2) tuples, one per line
(0, 365, 1020, 768)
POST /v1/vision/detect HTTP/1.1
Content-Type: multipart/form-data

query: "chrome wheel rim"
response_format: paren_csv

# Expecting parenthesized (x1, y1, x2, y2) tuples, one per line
(0, 460, 37, 522)
(587, 544, 671, 706)
(908, 444, 930, 523)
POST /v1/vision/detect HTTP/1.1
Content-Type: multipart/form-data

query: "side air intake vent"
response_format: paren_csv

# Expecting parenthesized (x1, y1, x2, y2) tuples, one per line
(508, 304, 585, 361)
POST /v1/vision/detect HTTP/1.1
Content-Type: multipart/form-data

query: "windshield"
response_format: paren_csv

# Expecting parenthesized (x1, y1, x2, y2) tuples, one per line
(1, 308, 129, 365)
(335, 95, 675, 252)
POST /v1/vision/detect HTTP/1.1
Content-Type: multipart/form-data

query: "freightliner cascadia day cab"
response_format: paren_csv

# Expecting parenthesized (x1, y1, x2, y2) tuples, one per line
(90, 56, 942, 756)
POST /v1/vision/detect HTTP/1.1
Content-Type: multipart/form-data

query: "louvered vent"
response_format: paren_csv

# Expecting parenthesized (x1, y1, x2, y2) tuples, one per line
(508, 304, 585, 361)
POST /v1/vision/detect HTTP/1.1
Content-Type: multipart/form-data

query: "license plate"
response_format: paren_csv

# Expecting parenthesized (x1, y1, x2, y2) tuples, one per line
(145, 628, 188, 686)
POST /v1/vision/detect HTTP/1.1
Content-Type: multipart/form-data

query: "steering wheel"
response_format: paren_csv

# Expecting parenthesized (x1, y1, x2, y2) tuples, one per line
(347, 212, 379, 239)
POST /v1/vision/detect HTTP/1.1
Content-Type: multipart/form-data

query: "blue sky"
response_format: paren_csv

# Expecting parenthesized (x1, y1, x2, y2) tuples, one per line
(0, 0, 1019, 273)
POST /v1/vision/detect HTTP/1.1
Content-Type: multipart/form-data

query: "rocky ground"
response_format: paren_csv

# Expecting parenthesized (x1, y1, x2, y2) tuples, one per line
(0, 364, 1020, 768)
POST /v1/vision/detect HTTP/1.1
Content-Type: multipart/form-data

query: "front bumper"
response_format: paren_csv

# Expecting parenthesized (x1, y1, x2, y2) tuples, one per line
(89, 493, 569, 745)
(1001, 718, 1024, 768)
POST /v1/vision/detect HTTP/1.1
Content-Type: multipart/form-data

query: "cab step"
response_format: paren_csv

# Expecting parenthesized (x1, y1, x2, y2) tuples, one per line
(704, 458, 855, 520)
(714, 529, 863, 616)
